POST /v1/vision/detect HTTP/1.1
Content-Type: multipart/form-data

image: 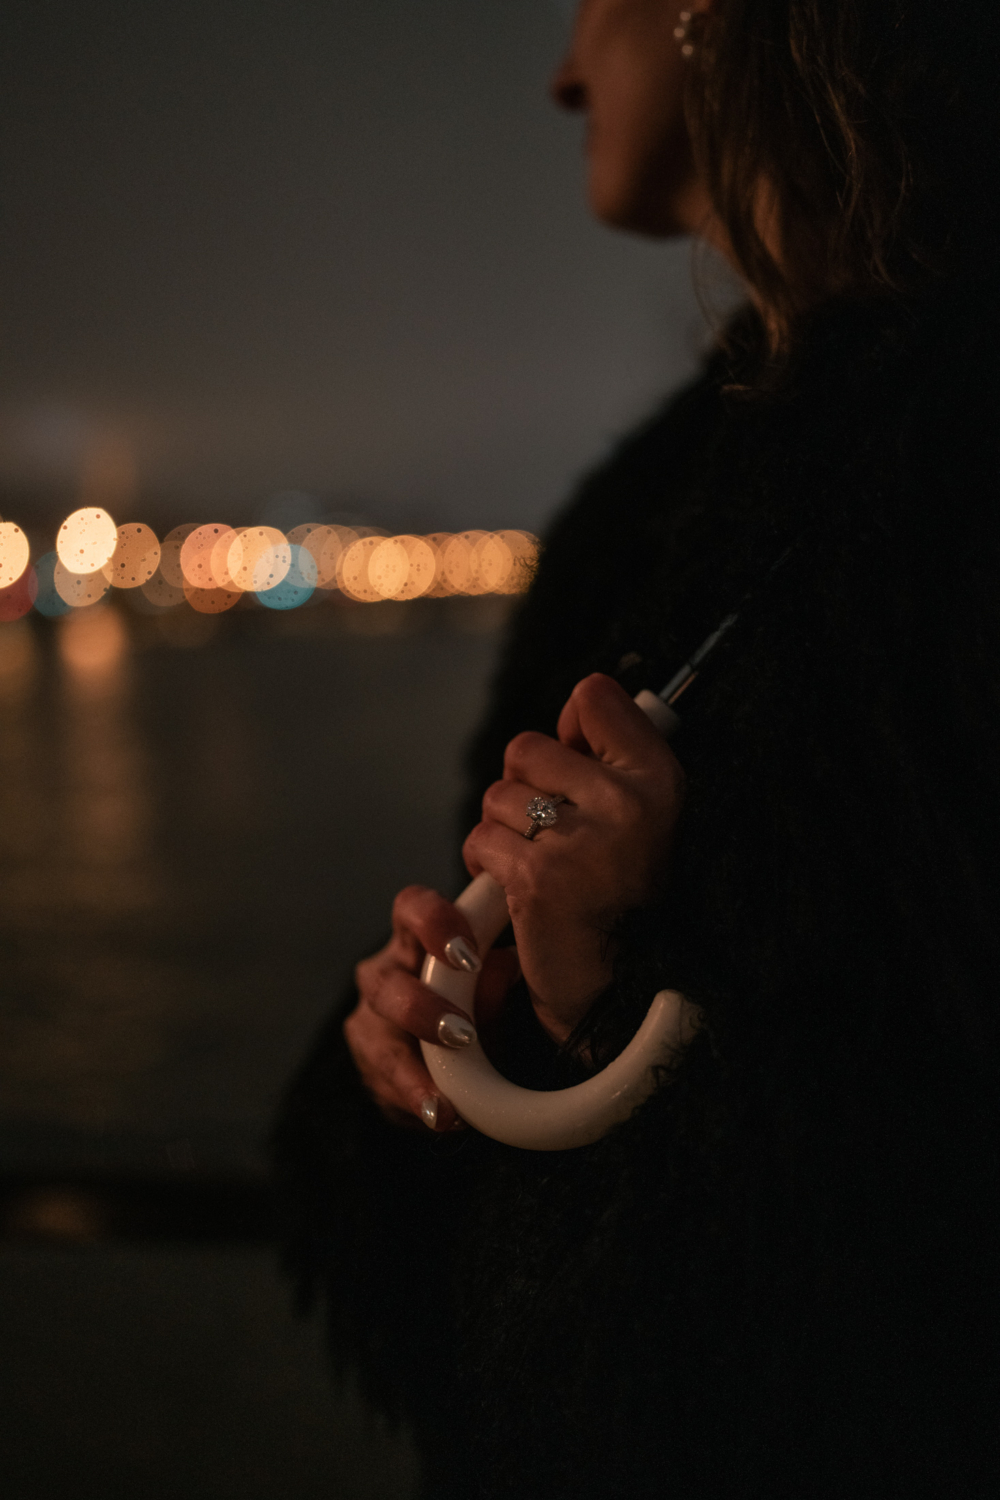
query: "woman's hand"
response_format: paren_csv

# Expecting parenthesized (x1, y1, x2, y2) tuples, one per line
(343, 885, 520, 1132)
(462, 673, 685, 1045)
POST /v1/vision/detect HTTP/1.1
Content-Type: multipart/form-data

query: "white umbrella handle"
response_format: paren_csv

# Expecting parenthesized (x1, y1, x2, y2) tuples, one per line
(419, 688, 698, 1150)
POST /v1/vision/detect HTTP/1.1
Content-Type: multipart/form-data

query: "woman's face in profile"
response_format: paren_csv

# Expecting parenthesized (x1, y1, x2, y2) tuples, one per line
(551, 0, 710, 238)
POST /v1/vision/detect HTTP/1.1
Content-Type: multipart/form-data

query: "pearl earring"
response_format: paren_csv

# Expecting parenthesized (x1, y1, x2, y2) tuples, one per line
(674, 10, 696, 59)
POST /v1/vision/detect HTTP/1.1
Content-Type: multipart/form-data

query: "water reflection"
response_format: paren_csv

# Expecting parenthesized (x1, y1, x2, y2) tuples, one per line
(57, 606, 152, 881)
(0, 597, 508, 1168)
(0, 605, 169, 1131)
(0, 623, 42, 867)
(0, 617, 36, 702)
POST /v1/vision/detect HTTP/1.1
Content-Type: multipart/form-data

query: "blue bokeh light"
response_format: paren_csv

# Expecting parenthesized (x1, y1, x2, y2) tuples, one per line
(255, 544, 317, 611)
(33, 552, 73, 617)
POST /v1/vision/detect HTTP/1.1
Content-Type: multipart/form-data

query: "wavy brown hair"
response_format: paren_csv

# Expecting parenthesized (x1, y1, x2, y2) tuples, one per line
(686, 0, 1000, 342)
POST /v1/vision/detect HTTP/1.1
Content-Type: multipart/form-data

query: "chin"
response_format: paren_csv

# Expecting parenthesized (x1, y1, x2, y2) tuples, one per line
(586, 156, 697, 240)
(588, 181, 689, 239)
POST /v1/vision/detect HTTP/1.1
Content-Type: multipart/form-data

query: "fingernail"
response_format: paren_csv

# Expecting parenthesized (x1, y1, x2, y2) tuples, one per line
(436, 1012, 477, 1049)
(420, 1096, 439, 1130)
(444, 936, 481, 973)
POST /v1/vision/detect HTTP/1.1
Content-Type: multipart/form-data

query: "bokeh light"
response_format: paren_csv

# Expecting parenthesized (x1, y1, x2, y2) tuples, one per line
(184, 583, 241, 614)
(141, 571, 185, 609)
(159, 524, 200, 588)
(180, 524, 232, 590)
(0, 522, 30, 589)
(288, 523, 343, 589)
(33, 553, 73, 618)
(423, 533, 455, 597)
(256, 544, 317, 610)
(368, 536, 411, 599)
(397, 535, 438, 599)
(227, 526, 291, 592)
(338, 534, 388, 602)
(476, 532, 513, 593)
(103, 523, 161, 588)
(372, 534, 436, 600)
(54, 560, 111, 609)
(0, 565, 38, 622)
(500, 530, 540, 592)
(441, 531, 485, 595)
(323, 526, 361, 588)
(0, 509, 541, 631)
(56, 508, 118, 575)
(210, 526, 241, 589)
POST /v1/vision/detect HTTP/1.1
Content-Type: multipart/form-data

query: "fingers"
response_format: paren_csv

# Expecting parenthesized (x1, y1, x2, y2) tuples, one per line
(482, 776, 574, 837)
(501, 674, 677, 798)
(346, 878, 528, 1136)
(343, 1004, 465, 1132)
(556, 672, 675, 768)
(463, 818, 534, 888)
(352, 905, 496, 1134)
(501, 732, 596, 802)
(390, 884, 482, 973)
(363, 961, 476, 1050)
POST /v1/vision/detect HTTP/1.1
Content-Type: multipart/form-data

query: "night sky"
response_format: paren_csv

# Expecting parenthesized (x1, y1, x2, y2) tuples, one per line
(1, 0, 723, 535)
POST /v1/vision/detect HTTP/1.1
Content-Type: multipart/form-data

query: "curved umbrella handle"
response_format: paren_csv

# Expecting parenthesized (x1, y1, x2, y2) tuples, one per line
(418, 689, 696, 1150)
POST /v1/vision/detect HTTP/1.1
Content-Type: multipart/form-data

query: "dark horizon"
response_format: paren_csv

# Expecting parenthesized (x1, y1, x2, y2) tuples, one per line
(1, 0, 722, 540)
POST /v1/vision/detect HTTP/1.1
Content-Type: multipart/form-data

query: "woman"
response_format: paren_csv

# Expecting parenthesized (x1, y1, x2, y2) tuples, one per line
(276, 2, 1000, 1495)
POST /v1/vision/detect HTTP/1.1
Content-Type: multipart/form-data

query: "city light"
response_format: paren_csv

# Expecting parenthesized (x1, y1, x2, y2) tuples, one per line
(0, 522, 31, 588)
(55, 508, 119, 574)
(0, 508, 541, 627)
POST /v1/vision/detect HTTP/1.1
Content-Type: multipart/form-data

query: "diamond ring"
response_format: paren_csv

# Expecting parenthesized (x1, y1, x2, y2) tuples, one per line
(523, 794, 565, 840)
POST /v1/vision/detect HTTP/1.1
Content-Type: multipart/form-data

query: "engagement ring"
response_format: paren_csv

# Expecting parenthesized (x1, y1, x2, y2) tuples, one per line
(523, 794, 564, 840)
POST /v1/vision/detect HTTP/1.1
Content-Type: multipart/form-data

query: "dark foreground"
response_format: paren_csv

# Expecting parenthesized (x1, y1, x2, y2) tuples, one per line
(0, 593, 509, 1498)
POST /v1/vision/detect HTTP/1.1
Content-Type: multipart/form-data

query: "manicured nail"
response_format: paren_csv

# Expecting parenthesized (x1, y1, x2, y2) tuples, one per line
(444, 936, 481, 973)
(436, 1012, 477, 1049)
(420, 1096, 438, 1130)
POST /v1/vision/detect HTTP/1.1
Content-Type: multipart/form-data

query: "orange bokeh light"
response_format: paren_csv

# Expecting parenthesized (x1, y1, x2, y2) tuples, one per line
(141, 571, 185, 609)
(159, 524, 200, 588)
(338, 534, 389, 602)
(103, 523, 161, 588)
(0, 522, 30, 589)
(395, 535, 438, 600)
(17, 511, 542, 629)
(289, 524, 335, 588)
(368, 536, 410, 599)
(494, 530, 540, 592)
(53, 561, 111, 608)
(180, 524, 233, 590)
(183, 583, 241, 614)
(441, 530, 489, 595)
(226, 526, 290, 592)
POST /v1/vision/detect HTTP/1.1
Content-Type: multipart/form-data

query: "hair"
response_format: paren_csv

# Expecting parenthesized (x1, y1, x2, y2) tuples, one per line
(686, 0, 1000, 345)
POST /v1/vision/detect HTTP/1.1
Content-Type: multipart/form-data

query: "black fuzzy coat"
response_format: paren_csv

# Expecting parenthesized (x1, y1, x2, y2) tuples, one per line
(275, 290, 1000, 1499)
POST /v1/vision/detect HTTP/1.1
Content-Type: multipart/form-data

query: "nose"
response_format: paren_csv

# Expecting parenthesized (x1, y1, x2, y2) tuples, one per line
(550, 54, 586, 113)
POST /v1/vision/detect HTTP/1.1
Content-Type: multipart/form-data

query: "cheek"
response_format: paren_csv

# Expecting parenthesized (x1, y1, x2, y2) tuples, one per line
(586, 47, 691, 229)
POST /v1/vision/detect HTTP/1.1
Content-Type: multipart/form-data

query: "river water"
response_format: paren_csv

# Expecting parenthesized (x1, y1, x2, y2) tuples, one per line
(0, 594, 508, 1180)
